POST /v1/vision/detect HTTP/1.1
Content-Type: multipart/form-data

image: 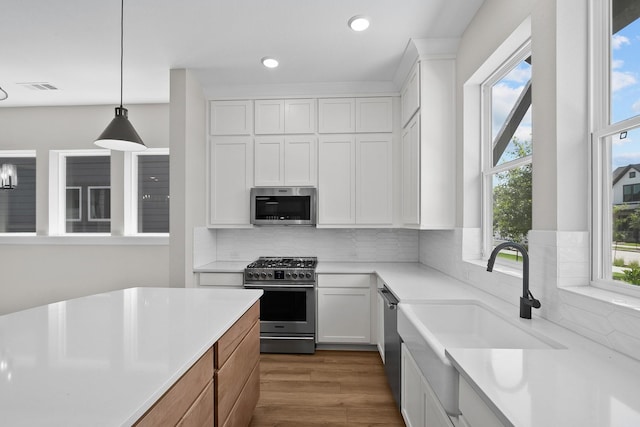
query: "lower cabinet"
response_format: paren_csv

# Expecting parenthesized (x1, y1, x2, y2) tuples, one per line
(135, 302, 260, 427)
(401, 343, 454, 427)
(458, 375, 504, 427)
(316, 274, 372, 344)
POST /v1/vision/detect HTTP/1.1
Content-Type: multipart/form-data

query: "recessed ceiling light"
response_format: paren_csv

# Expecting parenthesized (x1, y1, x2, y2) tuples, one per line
(348, 15, 370, 32)
(261, 57, 279, 68)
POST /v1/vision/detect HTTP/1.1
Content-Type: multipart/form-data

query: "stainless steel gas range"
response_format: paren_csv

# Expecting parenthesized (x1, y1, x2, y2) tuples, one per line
(243, 257, 317, 354)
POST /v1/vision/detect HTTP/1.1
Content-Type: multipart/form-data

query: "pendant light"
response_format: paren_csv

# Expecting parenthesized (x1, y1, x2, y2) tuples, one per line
(0, 164, 17, 190)
(0, 86, 8, 101)
(95, 0, 146, 151)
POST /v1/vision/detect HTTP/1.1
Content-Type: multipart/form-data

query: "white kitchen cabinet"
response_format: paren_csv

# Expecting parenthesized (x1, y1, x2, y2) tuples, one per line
(356, 134, 393, 224)
(458, 376, 504, 427)
(318, 98, 356, 133)
(210, 100, 253, 135)
(318, 134, 393, 226)
(254, 100, 285, 134)
(400, 58, 455, 229)
(318, 135, 356, 224)
(356, 97, 393, 133)
(197, 273, 244, 288)
(316, 274, 371, 344)
(401, 62, 420, 127)
(376, 279, 385, 362)
(208, 137, 253, 226)
(402, 343, 455, 427)
(254, 136, 316, 186)
(402, 114, 420, 225)
(254, 99, 316, 134)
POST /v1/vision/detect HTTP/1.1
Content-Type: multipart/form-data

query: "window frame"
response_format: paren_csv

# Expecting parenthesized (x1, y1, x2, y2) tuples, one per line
(124, 148, 170, 236)
(591, 0, 640, 296)
(480, 41, 533, 262)
(49, 149, 111, 236)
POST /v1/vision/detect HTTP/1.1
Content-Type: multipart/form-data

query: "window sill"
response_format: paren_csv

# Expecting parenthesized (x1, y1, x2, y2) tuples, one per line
(464, 258, 524, 278)
(0, 235, 169, 245)
(562, 285, 640, 313)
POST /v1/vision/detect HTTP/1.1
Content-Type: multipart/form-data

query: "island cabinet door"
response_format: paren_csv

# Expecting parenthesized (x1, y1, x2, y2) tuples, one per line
(214, 301, 261, 427)
(134, 348, 214, 427)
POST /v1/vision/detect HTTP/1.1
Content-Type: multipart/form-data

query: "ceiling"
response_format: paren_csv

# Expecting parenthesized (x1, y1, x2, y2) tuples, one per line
(0, 0, 484, 107)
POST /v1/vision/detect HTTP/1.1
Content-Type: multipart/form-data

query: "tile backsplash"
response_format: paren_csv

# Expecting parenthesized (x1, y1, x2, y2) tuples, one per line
(194, 227, 419, 263)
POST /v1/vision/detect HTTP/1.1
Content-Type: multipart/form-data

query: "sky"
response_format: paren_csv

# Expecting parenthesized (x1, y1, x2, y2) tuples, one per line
(611, 16, 640, 169)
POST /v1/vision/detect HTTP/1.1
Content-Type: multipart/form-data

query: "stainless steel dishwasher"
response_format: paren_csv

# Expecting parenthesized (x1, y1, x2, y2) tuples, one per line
(379, 285, 401, 409)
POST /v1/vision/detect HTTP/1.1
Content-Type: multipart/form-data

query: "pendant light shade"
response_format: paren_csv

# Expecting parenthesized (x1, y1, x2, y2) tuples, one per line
(0, 86, 8, 101)
(94, 0, 146, 151)
(95, 107, 146, 151)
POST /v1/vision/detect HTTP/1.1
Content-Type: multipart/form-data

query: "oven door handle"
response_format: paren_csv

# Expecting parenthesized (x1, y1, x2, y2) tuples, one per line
(244, 282, 315, 289)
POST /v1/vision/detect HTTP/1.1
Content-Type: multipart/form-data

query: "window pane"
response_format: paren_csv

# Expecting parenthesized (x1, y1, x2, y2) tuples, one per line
(491, 58, 532, 166)
(0, 157, 36, 232)
(137, 155, 169, 233)
(611, 0, 640, 124)
(611, 125, 640, 285)
(66, 156, 110, 233)
(492, 162, 532, 244)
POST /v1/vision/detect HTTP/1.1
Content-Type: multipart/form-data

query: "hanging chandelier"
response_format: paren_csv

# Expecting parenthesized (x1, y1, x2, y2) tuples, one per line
(94, 0, 146, 151)
(0, 164, 17, 190)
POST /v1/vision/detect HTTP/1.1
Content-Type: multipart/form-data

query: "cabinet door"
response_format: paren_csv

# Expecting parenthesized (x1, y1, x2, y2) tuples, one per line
(254, 136, 285, 186)
(356, 97, 393, 133)
(401, 62, 420, 127)
(284, 136, 317, 186)
(255, 100, 285, 134)
(318, 98, 356, 133)
(209, 137, 253, 226)
(318, 135, 356, 224)
(356, 134, 393, 224)
(317, 287, 371, 343)
(402, 344, 425, 427)
(210, 100, 253, 135)
(285, 99, 316, 134)
(402, 114, 420, 226)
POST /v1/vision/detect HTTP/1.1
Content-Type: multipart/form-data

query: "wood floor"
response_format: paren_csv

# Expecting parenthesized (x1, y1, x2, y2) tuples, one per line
(249, 350, 406, 427)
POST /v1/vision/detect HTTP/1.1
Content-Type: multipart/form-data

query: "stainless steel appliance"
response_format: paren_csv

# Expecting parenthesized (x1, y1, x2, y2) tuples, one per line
(379, 285, 401, 409)
(243, 257, 317, 354)
(250, 187, 316, 226)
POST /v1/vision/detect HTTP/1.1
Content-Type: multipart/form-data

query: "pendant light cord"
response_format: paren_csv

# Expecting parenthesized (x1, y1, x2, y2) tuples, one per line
(120, 0, 124, 108)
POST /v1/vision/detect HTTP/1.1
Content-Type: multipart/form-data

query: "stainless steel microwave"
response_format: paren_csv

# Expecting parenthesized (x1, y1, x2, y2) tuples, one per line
(250, 187, 317, 226)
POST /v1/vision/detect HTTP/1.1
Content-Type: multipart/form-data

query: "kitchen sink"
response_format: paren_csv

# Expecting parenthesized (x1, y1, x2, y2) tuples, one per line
(397, 300, 564, 416)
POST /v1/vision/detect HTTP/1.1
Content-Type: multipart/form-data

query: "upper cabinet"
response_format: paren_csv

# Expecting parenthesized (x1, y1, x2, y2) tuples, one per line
(254, 135, 317, 187)
(319, 97, 393, 134)
(210, 100, 253, 135)
(400, 57, 456, 230)
(254, 99, 316, 134)
(401, 63, 420, 127)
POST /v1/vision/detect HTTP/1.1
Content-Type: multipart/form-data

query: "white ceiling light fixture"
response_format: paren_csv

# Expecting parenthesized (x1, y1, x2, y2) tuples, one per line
(261, 57, 279, 69)
(95, 0, 146, 152)
(348, 15, 370, 32)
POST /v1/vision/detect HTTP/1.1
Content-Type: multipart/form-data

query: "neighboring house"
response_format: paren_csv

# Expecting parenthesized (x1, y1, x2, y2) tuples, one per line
(613, 164, 640, 206)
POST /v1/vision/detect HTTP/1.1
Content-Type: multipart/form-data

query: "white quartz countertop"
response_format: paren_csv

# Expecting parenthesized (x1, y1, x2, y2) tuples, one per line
(195, 260, 640, 426)
(0, 287, 262, 426)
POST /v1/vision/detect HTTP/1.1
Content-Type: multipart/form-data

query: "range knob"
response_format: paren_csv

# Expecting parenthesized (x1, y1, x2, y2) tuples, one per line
(306, 272, 312, 279)
(286, 272, 292, 278)
(268, 272, 273, 278)
(292, 273, 298, 279)
(261, 272, 267, 278)
(246, 272, 252, 278)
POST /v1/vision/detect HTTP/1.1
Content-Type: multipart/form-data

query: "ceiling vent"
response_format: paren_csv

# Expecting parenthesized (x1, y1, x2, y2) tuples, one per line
(18, 82, 59, 91)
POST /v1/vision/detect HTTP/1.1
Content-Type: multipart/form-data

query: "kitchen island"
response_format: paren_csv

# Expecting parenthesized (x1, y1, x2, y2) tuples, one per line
(0, 287, 262, 426)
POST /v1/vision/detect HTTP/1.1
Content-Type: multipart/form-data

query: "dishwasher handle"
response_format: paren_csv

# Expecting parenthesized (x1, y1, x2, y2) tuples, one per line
(378, 286, 399, 310)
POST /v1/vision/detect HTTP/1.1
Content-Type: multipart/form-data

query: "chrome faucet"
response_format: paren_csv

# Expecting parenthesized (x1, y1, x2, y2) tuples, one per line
(486, 242, 541, 319)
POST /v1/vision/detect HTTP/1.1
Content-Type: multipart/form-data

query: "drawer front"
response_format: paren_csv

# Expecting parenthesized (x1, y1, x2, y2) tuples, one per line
(135, 347, 214, 426)
(222, 362, 260, 427)
(176, 379, 214, 427)
(215, 301, 260, 367)
(198, 273, 244, 287)
(317, 273, 371, 288)
(215, 321, 260, 426)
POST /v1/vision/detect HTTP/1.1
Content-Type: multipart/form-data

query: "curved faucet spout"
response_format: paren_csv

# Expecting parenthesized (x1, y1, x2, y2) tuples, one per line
(486, 241, 541, 319)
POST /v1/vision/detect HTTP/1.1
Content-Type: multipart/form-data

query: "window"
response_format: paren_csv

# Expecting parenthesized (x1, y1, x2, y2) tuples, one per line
(593, 0, 640, 289)
(0, 151, 36, 233)
(482, 46, 532, 262)
(125, 149, 169, 234)
(49, 150, 111, 234)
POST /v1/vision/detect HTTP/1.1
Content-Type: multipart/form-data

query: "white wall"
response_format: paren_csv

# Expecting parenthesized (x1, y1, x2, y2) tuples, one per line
(0, 104, 171, 314)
